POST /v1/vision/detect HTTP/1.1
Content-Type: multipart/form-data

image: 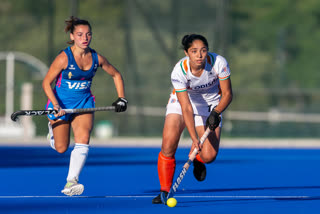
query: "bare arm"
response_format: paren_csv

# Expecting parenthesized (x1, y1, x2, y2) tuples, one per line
(176, 91, 198, 142)
(42, 52, 68, 106)
(214, 77, 233, 114)
(98, 54, 125, 98)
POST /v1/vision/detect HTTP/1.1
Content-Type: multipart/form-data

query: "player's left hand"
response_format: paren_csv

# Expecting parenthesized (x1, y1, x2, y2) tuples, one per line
(206, 109, 221, 131)
(112, 97, 128, 112)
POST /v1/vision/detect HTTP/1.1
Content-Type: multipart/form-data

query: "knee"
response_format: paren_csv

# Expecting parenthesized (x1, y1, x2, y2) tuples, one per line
(201, 153, 218, 164)
(55, 145, 68, 154)
(204, 156, 217, 164)
(161, 142, 177, 158)
(161, 148, 175, 158)
(162, 131, 183, 157)
(74, 134, 90, 144)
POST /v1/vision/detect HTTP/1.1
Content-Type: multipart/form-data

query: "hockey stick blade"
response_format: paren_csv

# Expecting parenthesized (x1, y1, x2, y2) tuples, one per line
(11, 106, 115, 122)
(11, 110, 57, 122)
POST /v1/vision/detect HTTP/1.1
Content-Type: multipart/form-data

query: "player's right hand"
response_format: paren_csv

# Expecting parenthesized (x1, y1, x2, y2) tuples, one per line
(53, 104, 65, 117)
(189, 139, 201, 157)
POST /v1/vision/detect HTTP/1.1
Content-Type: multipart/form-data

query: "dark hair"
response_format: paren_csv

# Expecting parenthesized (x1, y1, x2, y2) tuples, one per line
(64, 16, 92, 44)
(181, 34, 208, 51)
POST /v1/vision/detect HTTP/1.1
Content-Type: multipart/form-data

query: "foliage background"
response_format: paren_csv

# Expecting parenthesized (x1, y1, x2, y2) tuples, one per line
(1, 0, 320, 138)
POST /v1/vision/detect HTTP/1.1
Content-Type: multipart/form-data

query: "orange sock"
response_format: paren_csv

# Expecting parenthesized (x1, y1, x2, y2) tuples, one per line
(195, 154, 205, 163)
(158, 152, 176, 192)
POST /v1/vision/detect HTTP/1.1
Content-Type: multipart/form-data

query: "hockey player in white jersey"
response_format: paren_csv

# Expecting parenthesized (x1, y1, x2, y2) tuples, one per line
(153, 34, 233, 204)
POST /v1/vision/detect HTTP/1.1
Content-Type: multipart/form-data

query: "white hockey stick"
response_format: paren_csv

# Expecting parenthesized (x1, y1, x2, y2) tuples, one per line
(165, 127, 212, 202)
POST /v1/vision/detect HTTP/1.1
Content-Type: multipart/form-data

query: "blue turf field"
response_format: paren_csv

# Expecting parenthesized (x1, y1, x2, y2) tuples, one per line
(0, 145, 320, 213)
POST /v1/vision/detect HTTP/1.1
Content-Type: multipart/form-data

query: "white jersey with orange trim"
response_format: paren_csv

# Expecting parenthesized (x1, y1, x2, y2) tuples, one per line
(168, 52, 230, 117)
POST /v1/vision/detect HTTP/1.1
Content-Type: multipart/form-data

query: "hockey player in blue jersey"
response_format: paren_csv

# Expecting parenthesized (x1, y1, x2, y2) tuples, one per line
(42, 16, 127, 196)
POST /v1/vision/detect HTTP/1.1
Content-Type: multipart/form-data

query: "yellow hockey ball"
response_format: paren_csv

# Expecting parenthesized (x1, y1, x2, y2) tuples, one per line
(167, 197, 177, 207)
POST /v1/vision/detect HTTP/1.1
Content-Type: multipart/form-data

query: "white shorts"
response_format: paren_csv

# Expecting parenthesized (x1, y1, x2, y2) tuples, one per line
(166, 96, 222, 127)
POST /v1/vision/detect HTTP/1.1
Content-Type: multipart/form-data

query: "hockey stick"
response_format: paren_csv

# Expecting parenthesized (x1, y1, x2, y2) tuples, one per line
(164, 127, 212, 202)
(11, 106, 115, 122)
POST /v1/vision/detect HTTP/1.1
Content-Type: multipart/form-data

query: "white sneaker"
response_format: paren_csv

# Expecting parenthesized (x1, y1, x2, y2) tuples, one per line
(47, 122, 56, 150)
(61, 179, 84, 196)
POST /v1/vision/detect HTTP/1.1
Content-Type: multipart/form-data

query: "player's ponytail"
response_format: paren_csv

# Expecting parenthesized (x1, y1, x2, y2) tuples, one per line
(64, 16, 92, 44)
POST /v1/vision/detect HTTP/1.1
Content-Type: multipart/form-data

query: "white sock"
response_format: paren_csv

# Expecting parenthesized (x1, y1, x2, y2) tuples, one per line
(48, 122, 56, 150)
(66, 143, 89, 182)
(50, 138, 56, 150)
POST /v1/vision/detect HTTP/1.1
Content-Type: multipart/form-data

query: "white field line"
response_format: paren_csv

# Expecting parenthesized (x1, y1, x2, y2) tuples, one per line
(0, 195, 312, 199)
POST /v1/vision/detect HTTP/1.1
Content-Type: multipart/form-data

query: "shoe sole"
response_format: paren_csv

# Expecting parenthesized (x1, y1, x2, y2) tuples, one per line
(61, 184, 84, 196)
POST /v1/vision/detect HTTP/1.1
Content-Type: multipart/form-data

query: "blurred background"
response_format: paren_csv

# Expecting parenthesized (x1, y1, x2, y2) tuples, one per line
(1, 0, 320, 142)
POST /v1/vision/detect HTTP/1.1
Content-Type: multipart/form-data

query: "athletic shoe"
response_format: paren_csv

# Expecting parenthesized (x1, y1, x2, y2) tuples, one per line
(61, 179, 84, 196)
(47, 122, 56, 150)
(193, 159, 206, 181)
(152, 191, 168, 204)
